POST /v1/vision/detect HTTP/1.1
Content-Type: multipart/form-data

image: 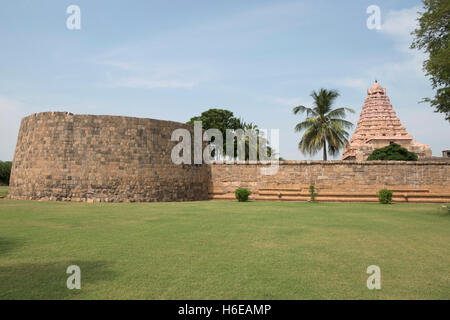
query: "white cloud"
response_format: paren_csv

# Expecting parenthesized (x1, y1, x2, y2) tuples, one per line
(91, 1, 310, 93)
(380, 6, 421, 40)
(323, 6, 425, 100)
(379, 6, 421, 44)
(367, 6, 428, 85)
(334, 5, 426, 88)
(112, 77, 197, 89)
(94, 56, 213, 90)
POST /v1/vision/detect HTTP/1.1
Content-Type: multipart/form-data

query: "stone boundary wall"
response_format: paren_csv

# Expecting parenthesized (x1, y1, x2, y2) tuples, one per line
(8, 112, 210, 202)
(209, 161, 450, 203)
(8, 112, 450, 203)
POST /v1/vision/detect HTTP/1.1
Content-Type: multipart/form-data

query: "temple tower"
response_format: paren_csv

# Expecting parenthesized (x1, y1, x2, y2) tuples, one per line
(342, 81, 432, 160)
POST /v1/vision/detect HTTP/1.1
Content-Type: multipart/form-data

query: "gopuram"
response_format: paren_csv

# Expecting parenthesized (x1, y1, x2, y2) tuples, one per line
(342, 81, 432, 160)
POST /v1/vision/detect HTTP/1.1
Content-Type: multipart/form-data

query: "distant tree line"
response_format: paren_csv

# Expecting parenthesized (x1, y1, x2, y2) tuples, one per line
(0, 161, 12, 185)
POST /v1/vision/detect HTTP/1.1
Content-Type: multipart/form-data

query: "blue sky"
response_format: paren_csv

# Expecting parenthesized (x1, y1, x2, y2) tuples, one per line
(1, 0, 448, 160)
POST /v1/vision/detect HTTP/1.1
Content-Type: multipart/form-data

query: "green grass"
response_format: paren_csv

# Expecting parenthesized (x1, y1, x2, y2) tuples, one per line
(0, 200, 449, 299)
(0, 186, 8, 197)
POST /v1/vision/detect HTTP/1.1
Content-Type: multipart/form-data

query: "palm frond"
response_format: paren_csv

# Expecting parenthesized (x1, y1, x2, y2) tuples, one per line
(327, 107, 355, 119)
(329, 118, 354, 130)
(294, 117, 319, 132)
(298, 124, 324, 156)
(293, 105, 317, 117)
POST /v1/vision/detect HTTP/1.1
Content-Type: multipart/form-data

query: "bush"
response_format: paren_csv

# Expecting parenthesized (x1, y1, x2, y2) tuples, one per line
(378, 189, 393, 204)
(0, 161, 12, 185)
(234, 187, 251, 202)
(367, 143, 418, 161)
(309, 184, 317, 201)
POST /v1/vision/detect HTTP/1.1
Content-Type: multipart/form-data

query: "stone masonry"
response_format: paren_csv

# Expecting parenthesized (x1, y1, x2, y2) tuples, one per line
(8, 112, 450, 203)
(209, 161, 450, 203)
(8, 112, 210, 202)
(342, 81, 432, 160)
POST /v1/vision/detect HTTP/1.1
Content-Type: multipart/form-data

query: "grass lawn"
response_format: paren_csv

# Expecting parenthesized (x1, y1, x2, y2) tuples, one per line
(0, 199, 449, 299)
(0, 186, 8, 197)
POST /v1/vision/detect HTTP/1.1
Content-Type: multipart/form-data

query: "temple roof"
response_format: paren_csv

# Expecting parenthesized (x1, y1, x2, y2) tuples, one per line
(367, 80, 385, 95)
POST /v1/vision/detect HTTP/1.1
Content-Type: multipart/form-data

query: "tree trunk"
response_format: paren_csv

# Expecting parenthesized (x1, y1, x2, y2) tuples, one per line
(323, 137, 327, 161)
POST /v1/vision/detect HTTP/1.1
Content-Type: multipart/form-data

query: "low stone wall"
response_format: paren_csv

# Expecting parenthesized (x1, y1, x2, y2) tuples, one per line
(8, 112, 210, 202)
(209, 161, 450, 203)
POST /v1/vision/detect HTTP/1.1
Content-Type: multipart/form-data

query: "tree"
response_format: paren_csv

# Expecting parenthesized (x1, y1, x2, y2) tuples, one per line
(239, 122, 274, 161)
(187, 108, 275, 160)
(0, 161, 12, 185)
(411, 0, 450, 121)
(187, 108, 242, 136)
(293, 89, 354, 160)
(187, 108, 242, 159)
(367, 143, 418, 161)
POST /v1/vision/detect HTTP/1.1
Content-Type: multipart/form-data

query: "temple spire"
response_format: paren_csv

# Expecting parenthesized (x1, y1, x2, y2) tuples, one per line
(342, 81, 431, 160)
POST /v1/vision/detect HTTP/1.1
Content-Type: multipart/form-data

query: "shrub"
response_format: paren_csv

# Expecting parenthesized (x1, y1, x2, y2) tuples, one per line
(309, 184, 318, 201)
(234, 187, 251, 202)
(367, 143, 418, 161)
(378, 189, 393, 204)
(0, 161, 12, 185)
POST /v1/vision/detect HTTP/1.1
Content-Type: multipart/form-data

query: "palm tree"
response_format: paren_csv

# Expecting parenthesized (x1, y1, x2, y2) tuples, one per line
(293, 89, 354, 160)
(239, 121, 274, 161)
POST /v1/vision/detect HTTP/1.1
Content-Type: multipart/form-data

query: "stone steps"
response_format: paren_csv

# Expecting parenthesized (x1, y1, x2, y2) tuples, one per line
(209, 190, 450, 203)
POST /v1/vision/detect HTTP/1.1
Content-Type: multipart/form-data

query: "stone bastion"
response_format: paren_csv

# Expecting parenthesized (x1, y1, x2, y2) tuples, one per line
(8, 112, 210, 202)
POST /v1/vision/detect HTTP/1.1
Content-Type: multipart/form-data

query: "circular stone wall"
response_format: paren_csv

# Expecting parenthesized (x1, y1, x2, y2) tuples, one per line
(8, 112, 210, 202)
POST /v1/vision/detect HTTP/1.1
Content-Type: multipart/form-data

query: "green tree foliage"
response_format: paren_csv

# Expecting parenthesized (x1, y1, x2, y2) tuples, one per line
(188, 108, 241, 159)
(411, 0, 450, 121)
(0, 161, 12, 185)
(367, 143, 418, 161)
(293, 89, 354, 160)
(239, 122, 274, 161)
(187, 108, 276, 160)
(187, 109, 242, 136)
